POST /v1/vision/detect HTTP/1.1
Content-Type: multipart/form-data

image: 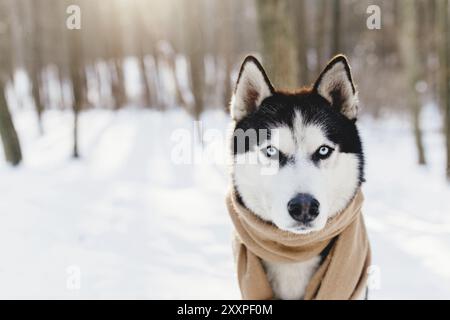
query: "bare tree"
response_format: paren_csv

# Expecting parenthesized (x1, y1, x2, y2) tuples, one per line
(216, 0, 234, 111)
(256, 0, 299, 89)
(438, 0, 450, 179)
(315, 0, 328, 76)
(446, 1, 450, 180)
(0, 0, 22, 165)
(67, 2, 86, 159)
(289, 0, 309, 84)
(134, 0, 153, 108)
(183, 0, 206, 119)
(331, 0, 342, 55)
(399, 0, 427, 165)
(0, 83, 22, 166)
(28, 0, 44, 133)
(100, 0, 127, 109)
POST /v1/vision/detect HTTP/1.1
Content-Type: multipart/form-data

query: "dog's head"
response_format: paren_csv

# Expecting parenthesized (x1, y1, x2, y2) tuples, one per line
(229, 55, 364, 234)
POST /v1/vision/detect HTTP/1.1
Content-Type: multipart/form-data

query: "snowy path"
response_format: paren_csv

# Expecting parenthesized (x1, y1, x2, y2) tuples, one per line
(361, 116, 450, 299)
(1, 108, 450, 299)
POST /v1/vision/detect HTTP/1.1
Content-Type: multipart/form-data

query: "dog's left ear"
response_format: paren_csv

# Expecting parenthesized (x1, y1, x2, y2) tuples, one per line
(313, 55, 359, 120)
(230, 56, 274, 121)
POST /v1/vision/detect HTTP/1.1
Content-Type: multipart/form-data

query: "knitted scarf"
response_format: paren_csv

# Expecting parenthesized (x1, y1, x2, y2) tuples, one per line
(226, 188, 371, 300)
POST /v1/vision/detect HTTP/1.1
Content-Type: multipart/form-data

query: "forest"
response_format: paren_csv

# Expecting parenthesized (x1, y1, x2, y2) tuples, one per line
(1, 0, 450, 299)
(0, 0, 449, 176)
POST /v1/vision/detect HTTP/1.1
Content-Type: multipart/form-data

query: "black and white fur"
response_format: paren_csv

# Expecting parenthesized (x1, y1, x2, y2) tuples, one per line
(229, 55, 365, 300)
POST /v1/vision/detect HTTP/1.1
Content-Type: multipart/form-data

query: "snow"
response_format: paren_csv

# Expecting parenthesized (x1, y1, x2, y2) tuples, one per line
(361, 105, 450, 299)
(1, 105, 450, 299)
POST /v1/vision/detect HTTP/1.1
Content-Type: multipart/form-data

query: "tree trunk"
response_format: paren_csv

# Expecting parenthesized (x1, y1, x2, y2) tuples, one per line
(188, 49, 205, 120)
(68, 18, 85, 158)
(446, 2, 450, 180)
(133, 0, 153, 109)
(256, 0, 299, 89)
(290, 0, 309, 84)
(413, 105, 427, 165)
(107, 1, 127, 110)
(400, 0, 427, 165)
(73, 105, 79, 158)
(30, 0, 44, 134)
(223, 56, 233, 113)
(184, 0, 205, 119)
(166, 50, 187, 110)
(138, 54, 152, 108)
(438, 0, 450, 179)
(30, 70, 44, 133)
(315, 0, 327, 76)
(134, 1, 154, 109)
(331, 0, 342, 55)
(111, 60, 127, 110)
(217, 0, 234, 112)
(0, 0, 22, 166)
(0, 78, 22, 166)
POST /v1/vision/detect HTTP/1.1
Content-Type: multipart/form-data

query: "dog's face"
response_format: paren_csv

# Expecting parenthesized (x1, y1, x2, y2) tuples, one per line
(230, 55, 364, 234)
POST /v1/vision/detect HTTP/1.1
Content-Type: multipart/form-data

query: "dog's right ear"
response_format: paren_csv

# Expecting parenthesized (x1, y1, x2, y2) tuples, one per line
(313, 55, 358, 120)
(230, 56, 274, 121)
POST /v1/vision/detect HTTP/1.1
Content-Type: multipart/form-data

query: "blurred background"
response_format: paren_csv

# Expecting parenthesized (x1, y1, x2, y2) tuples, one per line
(0, 0, 450, 299)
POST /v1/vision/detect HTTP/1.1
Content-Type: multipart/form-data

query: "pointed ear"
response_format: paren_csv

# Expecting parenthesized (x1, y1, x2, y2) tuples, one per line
(230, 56, 274, 121)
(313, 55, 359, 120)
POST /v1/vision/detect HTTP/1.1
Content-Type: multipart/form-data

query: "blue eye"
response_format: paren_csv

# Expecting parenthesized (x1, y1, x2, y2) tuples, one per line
(319, 146, 330, 156)
(264, 146, 278, 158)
(315, 145, 334, 160)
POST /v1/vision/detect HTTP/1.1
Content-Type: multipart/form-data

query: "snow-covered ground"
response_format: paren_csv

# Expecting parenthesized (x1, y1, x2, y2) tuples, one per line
(1, 106, 450, 299)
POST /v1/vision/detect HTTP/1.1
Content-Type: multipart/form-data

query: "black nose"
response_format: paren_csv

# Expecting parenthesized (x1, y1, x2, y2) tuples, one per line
(287, 194, 320, 224)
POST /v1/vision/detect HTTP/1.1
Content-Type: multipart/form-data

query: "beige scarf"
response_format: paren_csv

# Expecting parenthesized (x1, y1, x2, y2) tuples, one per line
(226, 188, 371, 300)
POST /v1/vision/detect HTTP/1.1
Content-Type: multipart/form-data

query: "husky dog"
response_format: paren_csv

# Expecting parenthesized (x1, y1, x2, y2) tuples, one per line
(229, 55, 364, 300)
